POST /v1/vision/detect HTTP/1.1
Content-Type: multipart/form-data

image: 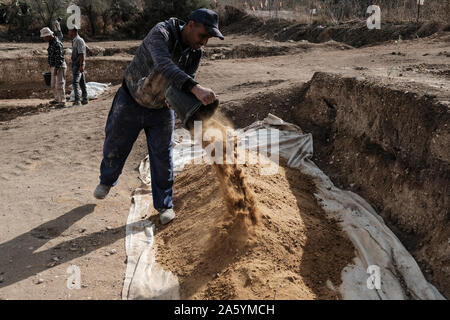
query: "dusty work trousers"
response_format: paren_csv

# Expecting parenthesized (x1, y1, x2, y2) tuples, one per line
(99, 85, 175, 210)
(72, 67, 88, 102)
(51, 66, 66, 104)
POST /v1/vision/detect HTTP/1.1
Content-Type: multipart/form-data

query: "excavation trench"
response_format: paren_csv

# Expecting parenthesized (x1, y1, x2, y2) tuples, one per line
(145, 106, 444, 299)
(0, 56, 128, 100)
(0, 56, 129, 122)
(221, 6, 447, 47)
(0, 42, 314, 122)
(115, 72, 446, 299)
(218, 72, 450, 298)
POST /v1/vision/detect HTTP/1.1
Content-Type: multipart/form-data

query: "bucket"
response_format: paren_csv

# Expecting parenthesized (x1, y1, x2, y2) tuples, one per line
(165, 85, 219, 130)
(43, 72, 52, 87)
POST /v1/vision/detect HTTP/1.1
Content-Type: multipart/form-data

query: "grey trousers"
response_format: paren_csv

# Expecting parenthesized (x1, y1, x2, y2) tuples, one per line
(72, 67, 87, 102)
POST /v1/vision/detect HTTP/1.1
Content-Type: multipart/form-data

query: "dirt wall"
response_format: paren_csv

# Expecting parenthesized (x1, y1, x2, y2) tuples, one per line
(221, 6, 446, 47)
(0, 56, 130, 99)
(296, 73, 449, 298)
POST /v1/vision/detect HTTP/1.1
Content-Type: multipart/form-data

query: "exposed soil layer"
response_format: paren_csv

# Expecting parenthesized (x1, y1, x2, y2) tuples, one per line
(403, 63, 450, 80)
(0, 56, 128, 99)
(221, 6, 446, 48)
(0, 100, 54, 122)
(219, 72, 450, 298)
(154, 158, 355, 299)
(0, 82, 52, 100)
(203, 40, 352, 60)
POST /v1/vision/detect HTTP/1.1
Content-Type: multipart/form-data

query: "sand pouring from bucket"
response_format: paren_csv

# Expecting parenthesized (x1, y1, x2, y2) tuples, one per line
(165, 85, 219, 130)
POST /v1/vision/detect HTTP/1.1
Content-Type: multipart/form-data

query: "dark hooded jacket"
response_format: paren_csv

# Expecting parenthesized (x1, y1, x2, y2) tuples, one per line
(123, 18, 202, 109)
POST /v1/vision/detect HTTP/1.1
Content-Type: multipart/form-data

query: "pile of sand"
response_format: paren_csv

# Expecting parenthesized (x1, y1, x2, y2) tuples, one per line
(154, 156, 356, 299)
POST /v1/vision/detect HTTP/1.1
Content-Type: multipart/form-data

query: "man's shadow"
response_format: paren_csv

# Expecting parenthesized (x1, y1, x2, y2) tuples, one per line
(0, 204, 127, 289)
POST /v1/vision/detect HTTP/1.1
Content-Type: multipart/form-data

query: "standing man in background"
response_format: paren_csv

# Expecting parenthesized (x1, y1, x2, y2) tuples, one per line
(54, 17, 63, 42)
(40, 27, 67, 108)
(68, 25, 88, 106)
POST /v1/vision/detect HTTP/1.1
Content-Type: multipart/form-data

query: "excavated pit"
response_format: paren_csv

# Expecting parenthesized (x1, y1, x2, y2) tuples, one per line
(0, 55, 129, 122)
(219, 72, 449, 298)
(202, 40, 352, 60)
(0, 38, 352, 123)
(0, 56, 128, 100)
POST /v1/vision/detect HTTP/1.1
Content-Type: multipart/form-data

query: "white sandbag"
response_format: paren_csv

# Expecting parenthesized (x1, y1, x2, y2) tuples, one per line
(68, 81, 110, 101)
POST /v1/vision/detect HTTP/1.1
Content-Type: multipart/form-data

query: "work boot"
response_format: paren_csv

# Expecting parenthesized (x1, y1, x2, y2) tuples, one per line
(82, 99, 89, 105)
(93, 183, 112, 199)
(55, 103, 67, 109)
(49, 100, 58, 105)
(73, 101, 81, 106)
(158, 208, 176, 225)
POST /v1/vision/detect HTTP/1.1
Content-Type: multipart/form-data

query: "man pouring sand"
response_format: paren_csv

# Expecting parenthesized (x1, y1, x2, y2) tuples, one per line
(94, 8, 224, 225)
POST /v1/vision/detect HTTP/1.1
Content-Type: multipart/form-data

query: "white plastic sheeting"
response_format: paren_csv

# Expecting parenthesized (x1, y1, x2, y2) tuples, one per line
(122, 188, 180, 300)
(243, 114, 444, 300)
(68, 82, 110, 102)
(122, 113, 445, 300)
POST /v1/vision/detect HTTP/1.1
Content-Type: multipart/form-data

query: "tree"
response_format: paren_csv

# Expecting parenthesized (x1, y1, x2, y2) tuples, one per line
(3, 0, 34, 34)
(75, 0, 97, 36)
(108, 0, 139, 34)
(30, 0, 67, 28)
(75, 0, 140, 36)
(143, 0, 210, 26)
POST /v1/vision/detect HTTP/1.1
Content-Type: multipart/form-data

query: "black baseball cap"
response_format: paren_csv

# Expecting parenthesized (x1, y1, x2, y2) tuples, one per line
(187, 8, 224, 40)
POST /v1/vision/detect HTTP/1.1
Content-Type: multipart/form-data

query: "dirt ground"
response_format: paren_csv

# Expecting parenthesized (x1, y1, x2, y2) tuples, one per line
(0, 15, 448, 299)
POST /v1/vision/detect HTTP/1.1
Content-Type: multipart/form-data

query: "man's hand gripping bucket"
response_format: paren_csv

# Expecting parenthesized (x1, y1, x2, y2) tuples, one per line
(165, 85, 219, 130)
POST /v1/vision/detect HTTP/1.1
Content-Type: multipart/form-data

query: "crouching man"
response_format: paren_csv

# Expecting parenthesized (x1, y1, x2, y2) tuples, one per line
(93, 8, 224, 225)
